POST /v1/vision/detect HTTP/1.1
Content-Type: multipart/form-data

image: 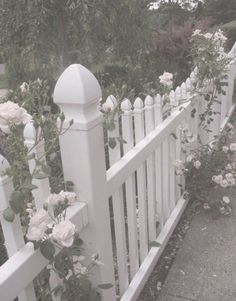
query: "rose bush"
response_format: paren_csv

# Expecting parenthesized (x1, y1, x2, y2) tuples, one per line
(177, 123, 235, 217)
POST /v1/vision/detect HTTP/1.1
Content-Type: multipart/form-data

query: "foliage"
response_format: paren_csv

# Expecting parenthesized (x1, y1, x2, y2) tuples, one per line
(183, 124, 235, 217)
(189, 29, 230, 130)
(203, 0, 236, 25)
(0, 0, 153, 91)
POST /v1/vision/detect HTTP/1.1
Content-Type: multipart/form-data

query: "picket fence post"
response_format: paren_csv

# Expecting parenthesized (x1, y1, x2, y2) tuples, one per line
(53, 64, 116, 300)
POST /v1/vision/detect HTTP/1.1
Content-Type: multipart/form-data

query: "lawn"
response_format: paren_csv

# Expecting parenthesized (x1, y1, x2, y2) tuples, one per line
(0, 74, 7, 89)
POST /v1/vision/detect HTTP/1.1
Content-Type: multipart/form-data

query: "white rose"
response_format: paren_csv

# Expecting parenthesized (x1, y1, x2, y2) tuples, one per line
(193, 160, 201, 169)
(225, 173, 233, 180)
(230, 143, 236, 151)
(26, 224, 46, 241)
(225, 164, 232, 170)
(192, 29, 201, 36)
(159, 72, 173, 87)
(59, 191, 77, 205)
(20, 82, 29, 94)
(45, 193, 64, 207)
(222, 146, 229, 153)
(0, 101, 32, 126)
(204, 33, 213, 39)
(222, 196, 230, 204)
(214, 175, 223, 184)
(52, 220, 76, 247)
(174, 159, 183, 168)
(203, 203, 210, 210)
(220, 179, 228, 188)
(186, 154, 194, 162)
(29, 209, 50, 227)
(102, 103, 112, 112)
(227, 178, 235, 186)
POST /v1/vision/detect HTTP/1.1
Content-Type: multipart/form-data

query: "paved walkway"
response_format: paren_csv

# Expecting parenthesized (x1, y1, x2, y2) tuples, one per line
(158, 204, 236, 301)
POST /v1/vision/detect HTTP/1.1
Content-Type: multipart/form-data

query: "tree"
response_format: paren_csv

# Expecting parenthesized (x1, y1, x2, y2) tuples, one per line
(0, 0, 153, 90)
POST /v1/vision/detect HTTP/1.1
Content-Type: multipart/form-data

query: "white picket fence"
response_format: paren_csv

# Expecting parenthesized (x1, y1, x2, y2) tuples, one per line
(0, 42, 236, 301)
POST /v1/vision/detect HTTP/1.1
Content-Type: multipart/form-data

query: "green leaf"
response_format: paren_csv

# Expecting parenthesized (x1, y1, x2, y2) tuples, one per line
(149, 241, 161, 248)
(22, 179, 38, 191)
(97, 283, 113, 290)
(40, 240, 55, 260)
(42, 164, 51, 176)
(3, 207, 15, 222)
(108, 137, 117, 149)
(79, 276, 91, 291)
(106, 122, 116, 131)
(53, 285, 63, 297)
(171, 133, 178, 140)
(10, 191, 25, 213)
(117, 137, 127, 144)
(33, 172, 49, 180)
(59, 112, 65, 122)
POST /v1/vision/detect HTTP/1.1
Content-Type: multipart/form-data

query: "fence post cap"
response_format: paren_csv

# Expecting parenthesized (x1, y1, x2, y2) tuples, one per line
(53, 64, 102, 106)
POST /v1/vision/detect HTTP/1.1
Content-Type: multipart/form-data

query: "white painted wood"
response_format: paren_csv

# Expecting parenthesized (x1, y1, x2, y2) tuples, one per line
(185, 77, 192, 99)
(175, 125, 182, 201)
(120, 196, 188, 301)
(0, 202, 88, 301)
(24, 122, 51, 210)
(169, 134, 176, 212)
(162, 138, 170, 223)
(121, 99, 139, 279)
(169, 90, 176, 109)
(181, 82, 187, 102)
(53, 64, 116, 300)
(144, 95, 156, 241)
(133, 98, 148, 263)
(154, 94, 162, 127)
(154, 95, 163, 232)
(107, 101, 192, 198)
(106, 95, 129, 295)
(174, 86, 181, 106)
(219, 104, 236, 132)
(0, 155, 37, 301)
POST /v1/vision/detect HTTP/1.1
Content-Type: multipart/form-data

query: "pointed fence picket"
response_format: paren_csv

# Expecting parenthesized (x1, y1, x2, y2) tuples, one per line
(121, 99, 139, 279)
(133, 98, 148, 263)
(154, 95, 164, 232)
(105, 95, 129, 296)
(144, 95, 156, 241)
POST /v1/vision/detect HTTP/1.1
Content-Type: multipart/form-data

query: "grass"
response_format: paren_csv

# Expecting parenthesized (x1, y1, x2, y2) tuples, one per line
(0, 74, 7, 89)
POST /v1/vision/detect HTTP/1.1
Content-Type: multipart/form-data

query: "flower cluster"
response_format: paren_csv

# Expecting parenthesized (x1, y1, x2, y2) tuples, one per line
(212, 173, 236, 188)
(182, 124, 236, 217)
(0, 101, 32, 127)
(26, 190, 77, 247)
(159, 71, 173, 88)
(159, 71, 174, 118)
(44, 191, 77, 207)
